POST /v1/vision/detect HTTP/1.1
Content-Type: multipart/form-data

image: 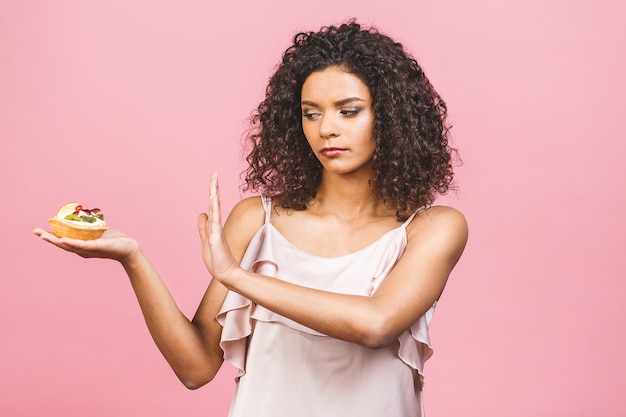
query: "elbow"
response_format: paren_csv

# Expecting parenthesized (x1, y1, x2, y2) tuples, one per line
(180, 375, 213, 390)
(357, 317, 398, 350)
(175, 353, 223, 390)
(177, 369, 217, 390)
(182, 381, 206, 391)
(361, 333, 396, 350)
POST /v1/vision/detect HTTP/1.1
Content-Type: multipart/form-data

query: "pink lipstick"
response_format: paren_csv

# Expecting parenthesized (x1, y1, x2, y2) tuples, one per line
(320, 147, 346, 157)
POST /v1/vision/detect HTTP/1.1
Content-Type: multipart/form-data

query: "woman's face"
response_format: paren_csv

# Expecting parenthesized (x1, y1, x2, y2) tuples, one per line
(300, 66, 376, 177)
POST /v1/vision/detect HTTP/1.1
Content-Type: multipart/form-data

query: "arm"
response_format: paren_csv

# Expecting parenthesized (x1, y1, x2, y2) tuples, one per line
(122, 248, 226, 389)
(33, 194, 264, 389)
(202, 175, 468, 349)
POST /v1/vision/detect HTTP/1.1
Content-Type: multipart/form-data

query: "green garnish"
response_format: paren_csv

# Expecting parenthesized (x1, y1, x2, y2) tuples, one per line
(64, 214, 83, 222)
(64, 213, 105, 223)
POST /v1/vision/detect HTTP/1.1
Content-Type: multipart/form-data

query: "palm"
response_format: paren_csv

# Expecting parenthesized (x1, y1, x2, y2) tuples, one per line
(33, 227, 139, 262)
(197, 173, 239, 284)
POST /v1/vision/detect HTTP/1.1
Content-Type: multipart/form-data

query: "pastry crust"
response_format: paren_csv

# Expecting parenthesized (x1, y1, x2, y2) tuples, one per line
(48, 202, 108, 240)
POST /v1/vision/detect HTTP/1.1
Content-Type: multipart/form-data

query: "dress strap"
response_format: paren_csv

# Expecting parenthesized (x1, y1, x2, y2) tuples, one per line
(401, 204, 432, 228)
(260, 196, 272, 224)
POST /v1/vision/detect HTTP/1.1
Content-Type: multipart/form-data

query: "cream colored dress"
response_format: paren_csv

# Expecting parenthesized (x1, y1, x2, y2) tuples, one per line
(217, 197, 436, 417)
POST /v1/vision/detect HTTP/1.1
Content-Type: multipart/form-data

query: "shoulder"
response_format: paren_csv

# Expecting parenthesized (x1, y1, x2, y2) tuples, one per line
(406, 205, 468, 264)
(224, 196, 265, 231)
(223, 196, 266, 253)
(412, 205, 467, 231)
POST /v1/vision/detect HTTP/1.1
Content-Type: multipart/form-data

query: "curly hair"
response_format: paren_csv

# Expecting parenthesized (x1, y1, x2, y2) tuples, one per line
(243, 20, 457, 221)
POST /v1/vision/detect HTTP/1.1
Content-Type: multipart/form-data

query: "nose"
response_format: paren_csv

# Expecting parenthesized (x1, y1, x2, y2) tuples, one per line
(319, 114, 339, 139)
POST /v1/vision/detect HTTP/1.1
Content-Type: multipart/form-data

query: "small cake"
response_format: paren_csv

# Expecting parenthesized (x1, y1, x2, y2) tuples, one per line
(48, 202, 108, 240)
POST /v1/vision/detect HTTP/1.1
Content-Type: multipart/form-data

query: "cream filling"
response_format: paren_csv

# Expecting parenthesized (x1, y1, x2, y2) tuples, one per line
(59, 210, 107, 227)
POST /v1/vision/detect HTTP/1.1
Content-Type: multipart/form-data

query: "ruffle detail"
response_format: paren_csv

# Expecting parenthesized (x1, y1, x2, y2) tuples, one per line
(216, 207, 437, 386)
(216, 224, 278, 379)
(397, 302, 436, 391)
(216, 292, 253, 379)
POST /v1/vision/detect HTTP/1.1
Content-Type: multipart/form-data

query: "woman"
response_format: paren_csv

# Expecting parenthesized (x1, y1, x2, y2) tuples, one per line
(35, 21, 468, 417)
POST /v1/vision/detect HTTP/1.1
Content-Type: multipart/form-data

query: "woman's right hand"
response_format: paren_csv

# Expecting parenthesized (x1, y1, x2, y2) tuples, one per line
(33, 227, 140, 264)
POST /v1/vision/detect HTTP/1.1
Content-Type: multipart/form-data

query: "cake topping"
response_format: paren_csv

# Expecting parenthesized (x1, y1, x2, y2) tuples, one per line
(62, 204, 106, 225)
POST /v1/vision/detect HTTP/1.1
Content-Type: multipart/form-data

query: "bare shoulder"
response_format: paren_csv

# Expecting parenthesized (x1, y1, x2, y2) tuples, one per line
(411, 205, 467, 231)
(223, 196, 266, 255)
(226, 195, 265, 223)
(224, 195, 265, 232)
(407, 205, 469, 263)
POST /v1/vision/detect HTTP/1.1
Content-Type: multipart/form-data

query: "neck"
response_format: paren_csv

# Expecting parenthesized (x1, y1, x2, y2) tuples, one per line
(311, 171, 385, 219)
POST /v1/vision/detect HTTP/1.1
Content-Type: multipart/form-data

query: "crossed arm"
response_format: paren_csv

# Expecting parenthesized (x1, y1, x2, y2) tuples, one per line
(199, 173, 468, 349)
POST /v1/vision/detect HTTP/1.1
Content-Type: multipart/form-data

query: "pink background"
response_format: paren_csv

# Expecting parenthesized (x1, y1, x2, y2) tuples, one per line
(2, 1, 625, 416)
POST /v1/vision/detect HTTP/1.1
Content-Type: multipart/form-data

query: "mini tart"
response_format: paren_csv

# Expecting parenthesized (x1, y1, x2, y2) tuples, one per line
(48, 202, 108, 240)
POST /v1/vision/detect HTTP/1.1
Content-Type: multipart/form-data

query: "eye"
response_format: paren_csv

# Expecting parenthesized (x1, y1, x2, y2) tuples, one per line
(302, 111, 321, 121)
(340, 108, 361, 117)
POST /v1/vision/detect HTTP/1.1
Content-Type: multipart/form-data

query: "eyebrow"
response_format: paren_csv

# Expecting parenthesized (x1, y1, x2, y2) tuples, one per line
(301, 97, 366, 107)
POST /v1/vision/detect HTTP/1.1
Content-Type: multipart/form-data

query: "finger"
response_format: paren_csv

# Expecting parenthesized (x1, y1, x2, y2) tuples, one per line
(208, 172, 215, 220)
(197, 213, 209, 241)
(33, 227, 48, 237)
(33, 228, 64, 244)
(36, 232, 93, 253)
(209, 195, 221, 238)
(215, 173, 222, 224)
(209, 172, 221, 227)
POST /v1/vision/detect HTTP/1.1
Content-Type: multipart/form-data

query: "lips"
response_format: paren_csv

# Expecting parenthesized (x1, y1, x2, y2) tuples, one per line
(320, 147, 347, 157)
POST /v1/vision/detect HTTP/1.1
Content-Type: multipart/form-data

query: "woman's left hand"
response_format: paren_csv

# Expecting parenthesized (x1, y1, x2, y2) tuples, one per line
(198, 172, 241, 286)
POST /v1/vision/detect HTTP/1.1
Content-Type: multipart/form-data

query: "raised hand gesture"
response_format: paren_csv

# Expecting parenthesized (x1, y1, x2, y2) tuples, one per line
(197, 172, 240, 285)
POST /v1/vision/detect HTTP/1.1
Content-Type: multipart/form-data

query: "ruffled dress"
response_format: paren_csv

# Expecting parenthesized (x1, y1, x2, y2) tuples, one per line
(217, 197, 436, 417)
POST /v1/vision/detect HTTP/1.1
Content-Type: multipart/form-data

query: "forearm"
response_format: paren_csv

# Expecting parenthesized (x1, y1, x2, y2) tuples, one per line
(121, 250, 223, 387)
(223, 268, 389, 348)
(219, 207, 467, 349)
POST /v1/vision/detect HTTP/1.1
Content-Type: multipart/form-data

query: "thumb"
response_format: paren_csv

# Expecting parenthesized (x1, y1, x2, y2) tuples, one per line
(198, 213, 209, 241)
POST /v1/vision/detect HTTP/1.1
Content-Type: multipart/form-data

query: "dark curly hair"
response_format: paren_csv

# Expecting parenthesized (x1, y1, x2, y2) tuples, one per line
(243, 20, 457, 221)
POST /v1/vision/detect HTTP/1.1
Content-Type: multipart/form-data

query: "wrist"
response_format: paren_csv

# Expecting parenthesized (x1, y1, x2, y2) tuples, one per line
(219, 266, 247, 290)
(118, 243, 144, 269)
